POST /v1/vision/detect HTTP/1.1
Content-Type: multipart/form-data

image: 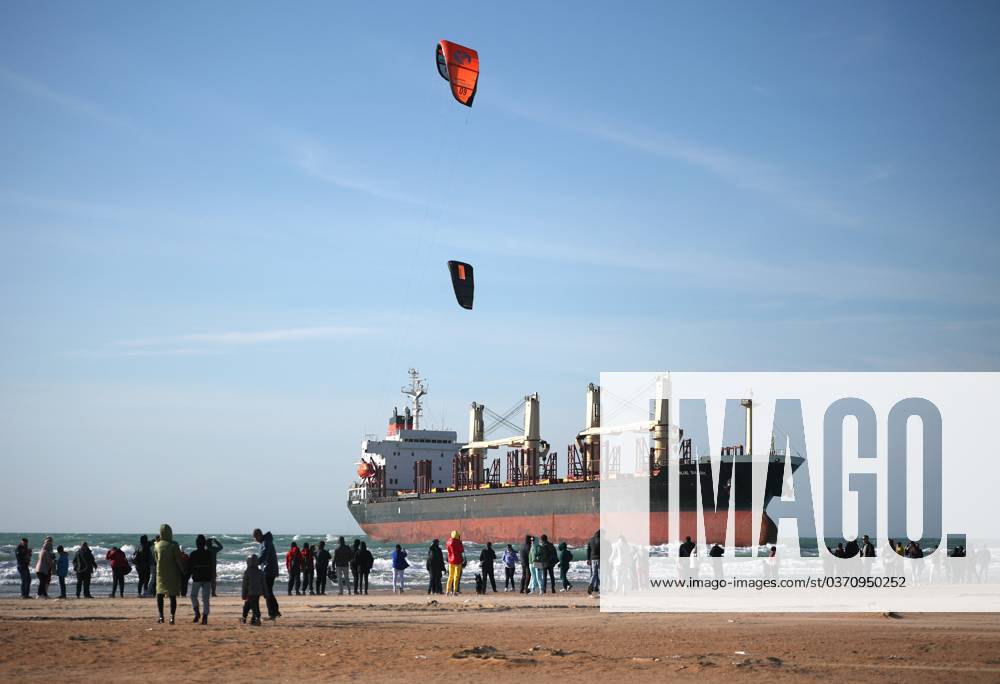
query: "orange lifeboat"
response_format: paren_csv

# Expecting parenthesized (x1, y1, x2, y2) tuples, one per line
(357, 462, 375, 479)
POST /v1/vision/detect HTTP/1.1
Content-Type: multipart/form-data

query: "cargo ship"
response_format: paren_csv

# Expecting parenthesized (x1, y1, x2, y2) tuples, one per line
(347, 370, 802, 546)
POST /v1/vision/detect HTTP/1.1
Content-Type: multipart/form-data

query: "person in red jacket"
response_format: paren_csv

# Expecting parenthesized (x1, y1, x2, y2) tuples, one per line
(445, 531, 465, 596)
(300, 544, 315, 595)
(106, 547, 129, 598)
(285, 542, 302, 595)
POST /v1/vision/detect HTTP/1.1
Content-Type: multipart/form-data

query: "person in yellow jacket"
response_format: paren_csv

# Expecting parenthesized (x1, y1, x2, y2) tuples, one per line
(445, 531, 465, 595)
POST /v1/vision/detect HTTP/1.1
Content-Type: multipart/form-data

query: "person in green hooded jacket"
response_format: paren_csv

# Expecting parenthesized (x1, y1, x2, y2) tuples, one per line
(154, 523, 187, 624)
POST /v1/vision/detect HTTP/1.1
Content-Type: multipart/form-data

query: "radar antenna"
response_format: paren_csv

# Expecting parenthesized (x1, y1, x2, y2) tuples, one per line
(402, 369, 427, 430)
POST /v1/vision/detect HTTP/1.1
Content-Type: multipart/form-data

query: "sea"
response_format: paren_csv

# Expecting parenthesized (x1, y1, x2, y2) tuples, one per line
(3, 532, 994, 596)
(0, 532, 594, 596)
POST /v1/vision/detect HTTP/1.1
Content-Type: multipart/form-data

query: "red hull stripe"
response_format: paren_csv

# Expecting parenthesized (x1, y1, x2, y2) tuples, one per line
(360, 511, 775, 547)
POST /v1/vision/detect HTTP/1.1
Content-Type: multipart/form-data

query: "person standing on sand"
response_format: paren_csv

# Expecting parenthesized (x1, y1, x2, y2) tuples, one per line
(73, 542, 97, 598)
(207, 536, 223, 597)
(427, 539, 445, 594)
(106, 546, 129, 598)
(35, 537, 55, 598)
(56, 545, 69, 599)
(132, 535, 152, 597)
(146, 534, 160, 597)
(154, 524, 187, 624)
(356, 541, 373, 595)
(446, 531, 464, 596)
(252, 529, 281, 620)
(350, 539, 362, 594)
(541, 535, 557, 594)
(188, 534, 213, 625)
(241, 554, 264, 626)
(558, 542, 573, 592)
(16, 538, 32, 599)
(179, 545, 191, 597)
(315, 541, 331, 595)
(333, 536, 353, 595)
(391, 544, 409, 593)
(519, 535, 533, 594)
(479, 542, 497, 593)
(529, 536, 544, 594)
(586, 531, 600, 596)
(502, 544, 518, 591)
(300, 542, 315, 595)
(286, 541, 302, 595)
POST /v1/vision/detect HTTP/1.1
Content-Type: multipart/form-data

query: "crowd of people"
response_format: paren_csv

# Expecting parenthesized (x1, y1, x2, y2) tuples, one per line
(11, 527, 603, 624)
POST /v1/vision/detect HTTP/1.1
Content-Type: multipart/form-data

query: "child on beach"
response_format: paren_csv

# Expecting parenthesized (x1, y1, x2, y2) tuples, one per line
(56, 545, 69, 599)
(242, 554, 264, 626)
(391, 544, 409, 593)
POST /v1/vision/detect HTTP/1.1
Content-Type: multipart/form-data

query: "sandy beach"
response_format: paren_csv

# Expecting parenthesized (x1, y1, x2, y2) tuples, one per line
(2, 593, 999, 681)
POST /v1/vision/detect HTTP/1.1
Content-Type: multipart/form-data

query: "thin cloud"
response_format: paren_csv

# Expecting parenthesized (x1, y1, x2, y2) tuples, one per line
(287, 137, 434, 209)
(0, 66, 144, 135)
(491, 94, 856, 227)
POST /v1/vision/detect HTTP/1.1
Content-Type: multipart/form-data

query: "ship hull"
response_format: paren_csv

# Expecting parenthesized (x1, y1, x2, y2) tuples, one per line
(348, 460, 789, 546)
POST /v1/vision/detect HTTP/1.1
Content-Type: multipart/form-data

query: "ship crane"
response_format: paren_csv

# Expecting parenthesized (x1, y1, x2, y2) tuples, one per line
(574, 374, 677, 474)
(456, 393, 552, 486)
(461, 393, 550, 457)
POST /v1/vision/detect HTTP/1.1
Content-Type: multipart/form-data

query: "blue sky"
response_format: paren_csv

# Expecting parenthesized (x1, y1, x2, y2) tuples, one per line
(1, 3, 998, 534)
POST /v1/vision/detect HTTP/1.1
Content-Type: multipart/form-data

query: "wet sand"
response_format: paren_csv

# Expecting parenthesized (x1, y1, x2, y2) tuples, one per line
(2, 593, 999, 681)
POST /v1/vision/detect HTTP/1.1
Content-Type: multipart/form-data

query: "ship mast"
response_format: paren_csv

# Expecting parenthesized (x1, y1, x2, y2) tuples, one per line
(401, 368, 427, 430)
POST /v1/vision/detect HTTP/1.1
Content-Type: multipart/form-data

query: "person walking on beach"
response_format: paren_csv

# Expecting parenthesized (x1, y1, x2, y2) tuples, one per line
(586, 530, 600, 596)
(188, 534, 213, 624)
(132, 535, 152, 597)
(241, 554, 264, 626)
(427, 539, 445, 594)
(356, 541, 373, 595)
(300, 542, 315, 595)
(35, 537, 55, 598)
(502, 544, 518, 591)
(252, 529, 281, 620)
(55, 545, 69, 599)
(350, 539, 362, 594)
(73, 541, 97, 598)
(154, 524, 186, 624)
(479, 541, 497, 593)
(519, 535, 533, 594)
(286, 542, 302, 595)
(391, 544, 409, 593)
(558, 541, 573, 592)
(16, 538, 32, 599)
(106, 546, 129, 598)
(207, 536, 223, 597)
(541, 535, 557, 593)
(333, 536, 353, 595)
(446, 531, 465, 595)
(315, 540, 331, 595)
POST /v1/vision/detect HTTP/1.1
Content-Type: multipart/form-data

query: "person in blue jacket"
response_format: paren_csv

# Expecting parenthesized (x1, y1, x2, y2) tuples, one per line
(502, 544, 518, 591)
(391, 544, 409, 594)
(55, 545, 70, 599)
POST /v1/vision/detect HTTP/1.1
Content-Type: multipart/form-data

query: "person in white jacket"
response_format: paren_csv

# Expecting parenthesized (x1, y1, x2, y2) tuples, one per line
(35, 537, 55, 598)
